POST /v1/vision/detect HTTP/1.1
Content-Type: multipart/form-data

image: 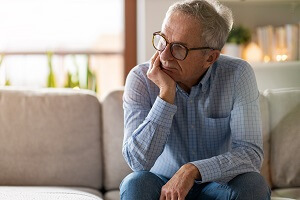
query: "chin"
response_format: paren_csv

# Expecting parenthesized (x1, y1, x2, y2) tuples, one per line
(162, 69, 180, 82)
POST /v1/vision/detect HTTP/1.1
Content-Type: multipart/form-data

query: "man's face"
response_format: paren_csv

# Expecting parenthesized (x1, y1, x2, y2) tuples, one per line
(159, 11, 214, 89)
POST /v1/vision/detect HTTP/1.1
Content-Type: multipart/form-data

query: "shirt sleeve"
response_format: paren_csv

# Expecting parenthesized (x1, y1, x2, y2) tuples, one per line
(122, 67, 177, 171)
(191, 62, 263, 184)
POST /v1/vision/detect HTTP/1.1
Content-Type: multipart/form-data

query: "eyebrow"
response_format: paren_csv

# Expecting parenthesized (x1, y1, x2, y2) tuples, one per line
(160, 31, 188, 46)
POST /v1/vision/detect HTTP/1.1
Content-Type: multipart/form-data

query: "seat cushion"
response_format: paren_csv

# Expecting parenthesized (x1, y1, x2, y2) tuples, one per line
(264, 88, 300, 188)
(272, 188, 300, 199)
(0, 88, 102, 188)
(0, 186, 103, 200)
(104, 190, 120, 200)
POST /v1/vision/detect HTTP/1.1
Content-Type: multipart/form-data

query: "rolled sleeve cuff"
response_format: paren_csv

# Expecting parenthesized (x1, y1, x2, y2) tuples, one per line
(145, 96, 177, 128)
(190, 157, 222, 184)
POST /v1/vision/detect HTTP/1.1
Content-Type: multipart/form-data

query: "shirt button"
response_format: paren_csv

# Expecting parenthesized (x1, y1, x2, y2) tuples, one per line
(191, 125, 194, 128)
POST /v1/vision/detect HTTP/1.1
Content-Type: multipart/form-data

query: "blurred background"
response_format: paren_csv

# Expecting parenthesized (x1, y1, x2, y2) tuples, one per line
(0, 0, 125, 97)
(0, 0, 299, 97)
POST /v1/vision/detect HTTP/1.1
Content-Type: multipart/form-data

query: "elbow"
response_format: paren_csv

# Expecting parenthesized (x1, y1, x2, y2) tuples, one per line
(122, 145, 153, 172)
(131, 165, 152, 172)
(248, 146, 263, 172)
(253, 145, 264, 170)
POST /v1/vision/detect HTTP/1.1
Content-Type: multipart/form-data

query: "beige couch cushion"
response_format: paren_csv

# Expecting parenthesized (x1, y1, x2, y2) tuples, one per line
(264, 88, 300, 188)
(259, 93, 272, 187)
(104, 190, 120, 200)
(272, 188, 300, 199)
(101, 89, 132, 191)
(0, 186, 103, 200)
(0, 88, 102, 188)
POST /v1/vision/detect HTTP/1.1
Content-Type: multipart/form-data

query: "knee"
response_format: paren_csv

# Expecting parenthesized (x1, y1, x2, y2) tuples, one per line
(229, 172, 271, 200)
(120, 171, 156, 191)
(120, 171, 163, 200)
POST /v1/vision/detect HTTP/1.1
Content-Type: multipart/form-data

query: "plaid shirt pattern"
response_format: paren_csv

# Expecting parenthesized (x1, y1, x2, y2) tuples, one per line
(122, 55, 263, 183)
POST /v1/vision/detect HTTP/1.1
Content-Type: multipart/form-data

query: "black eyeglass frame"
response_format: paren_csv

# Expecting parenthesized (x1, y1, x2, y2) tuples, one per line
(152, 31, 215, 61)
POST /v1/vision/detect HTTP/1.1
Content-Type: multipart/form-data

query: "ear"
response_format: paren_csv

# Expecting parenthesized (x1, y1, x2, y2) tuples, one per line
(205, 50, 220, 66)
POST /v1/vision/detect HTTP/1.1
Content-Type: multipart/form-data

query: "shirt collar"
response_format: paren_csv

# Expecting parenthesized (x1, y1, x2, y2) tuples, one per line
(175, 62, 215, 95)
(199, 63, 213, 93)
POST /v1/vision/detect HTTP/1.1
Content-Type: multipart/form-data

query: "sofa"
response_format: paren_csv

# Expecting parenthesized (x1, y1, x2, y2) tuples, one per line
(0, 86, 299, 200)
(251, 61, 300, 91)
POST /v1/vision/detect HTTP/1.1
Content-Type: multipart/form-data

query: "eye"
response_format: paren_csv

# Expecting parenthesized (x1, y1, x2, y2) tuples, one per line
(153, 35, 166, 50)
(171, 44, 187, 60)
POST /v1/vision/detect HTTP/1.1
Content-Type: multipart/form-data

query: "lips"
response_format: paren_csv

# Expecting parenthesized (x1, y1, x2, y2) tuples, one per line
(161, 64, 176, 70)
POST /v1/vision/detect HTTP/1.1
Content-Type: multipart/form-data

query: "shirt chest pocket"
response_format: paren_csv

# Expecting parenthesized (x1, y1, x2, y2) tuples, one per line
(201, 116, 231, 153)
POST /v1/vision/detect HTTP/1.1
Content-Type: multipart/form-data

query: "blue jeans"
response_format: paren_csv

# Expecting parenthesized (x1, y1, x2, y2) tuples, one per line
(120, 171, 271, 200)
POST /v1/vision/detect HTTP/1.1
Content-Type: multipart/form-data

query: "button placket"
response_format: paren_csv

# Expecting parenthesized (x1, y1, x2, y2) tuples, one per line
(187, 97, 197, 161)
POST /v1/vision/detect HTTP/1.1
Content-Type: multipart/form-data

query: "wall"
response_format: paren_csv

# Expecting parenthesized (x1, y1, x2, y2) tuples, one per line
(137, 0, 174, 64)
(137, 0, 300, 64)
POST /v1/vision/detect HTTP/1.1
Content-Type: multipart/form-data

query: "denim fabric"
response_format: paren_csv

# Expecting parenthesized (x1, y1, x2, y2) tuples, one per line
(120, 171, 271, 200)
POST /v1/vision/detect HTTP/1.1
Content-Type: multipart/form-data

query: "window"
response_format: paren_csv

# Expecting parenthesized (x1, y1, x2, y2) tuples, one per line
(0, 0, 124, 96)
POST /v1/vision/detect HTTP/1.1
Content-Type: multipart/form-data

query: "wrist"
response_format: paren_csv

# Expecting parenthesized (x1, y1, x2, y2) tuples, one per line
(159, 86, 176, 104)
(184, 163, 201, 180)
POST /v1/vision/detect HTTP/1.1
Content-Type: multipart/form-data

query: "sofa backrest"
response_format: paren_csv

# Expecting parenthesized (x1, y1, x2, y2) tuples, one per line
(263, 88, 300, 188)
(101, 89, 132, 191)
(259, 93, 272, 186)
(1, 86, 299, 191)
(104, 87, 300, 190)
(252, 61, 300, 91)
(0, 88, 102, 189)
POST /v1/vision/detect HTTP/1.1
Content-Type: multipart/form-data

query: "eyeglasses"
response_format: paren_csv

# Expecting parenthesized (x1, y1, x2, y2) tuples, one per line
(152, 31, 214, 61)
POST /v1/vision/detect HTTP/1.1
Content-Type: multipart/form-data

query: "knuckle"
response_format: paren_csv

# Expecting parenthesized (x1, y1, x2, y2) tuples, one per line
(146, 71, 152, 78)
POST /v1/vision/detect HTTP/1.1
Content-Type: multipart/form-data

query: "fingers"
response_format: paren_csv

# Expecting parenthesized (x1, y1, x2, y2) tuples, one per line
(149, 51, 159, 71)
(171, 192, 178, 200)
(159, 192, 165, 200)
(147, 51, 161, 78)
(152, 52, 161, 70)
(160, 188, 179, 200)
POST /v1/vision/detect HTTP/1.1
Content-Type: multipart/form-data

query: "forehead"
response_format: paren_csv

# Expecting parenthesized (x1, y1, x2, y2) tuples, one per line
(161, 11, 202, 45)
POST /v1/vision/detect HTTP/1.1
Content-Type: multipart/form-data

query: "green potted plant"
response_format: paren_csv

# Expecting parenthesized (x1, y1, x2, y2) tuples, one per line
(47, 52, 56, 88)
(224, 25, 251, 58)
(86, 55, 97, 92)
(0, 54, 10, 86)
(64, 55, 80, 89)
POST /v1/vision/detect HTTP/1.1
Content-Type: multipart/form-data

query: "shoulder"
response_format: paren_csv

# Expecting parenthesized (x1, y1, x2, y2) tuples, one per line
(215, 54, 253, 75)
(125, 62, 158, 93)
(210, 54, 255, 82)
(127, 62, 149, 80)
(125, 62, 150, 86)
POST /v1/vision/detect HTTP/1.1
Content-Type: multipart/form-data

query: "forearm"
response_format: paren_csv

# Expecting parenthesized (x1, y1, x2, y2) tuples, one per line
(123, 96, 177, 171)
(123, 122, 169, 171)
(191, 143, 263, 183)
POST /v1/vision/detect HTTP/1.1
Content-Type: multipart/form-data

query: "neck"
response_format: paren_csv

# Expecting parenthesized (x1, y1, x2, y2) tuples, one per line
(178, 68, 209, 94)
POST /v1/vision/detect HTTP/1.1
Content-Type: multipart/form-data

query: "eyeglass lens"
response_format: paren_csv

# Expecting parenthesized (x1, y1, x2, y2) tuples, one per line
(153, 34, 187, 60)
(153, 34, 166, 51)
(171, 44, 187, 60)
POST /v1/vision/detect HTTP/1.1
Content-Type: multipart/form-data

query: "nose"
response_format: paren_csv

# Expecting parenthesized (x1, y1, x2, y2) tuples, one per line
(159, 43, 174, 61)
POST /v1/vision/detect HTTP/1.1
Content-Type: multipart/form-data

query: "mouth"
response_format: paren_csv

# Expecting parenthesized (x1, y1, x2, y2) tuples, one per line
(161, 64, 176, 71)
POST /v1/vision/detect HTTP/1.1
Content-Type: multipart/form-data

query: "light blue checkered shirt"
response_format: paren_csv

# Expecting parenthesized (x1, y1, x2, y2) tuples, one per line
(122, 55, 263, 184)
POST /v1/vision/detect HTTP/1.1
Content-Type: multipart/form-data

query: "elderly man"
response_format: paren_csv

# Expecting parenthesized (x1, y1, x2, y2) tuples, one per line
(120, 0, 271, 199)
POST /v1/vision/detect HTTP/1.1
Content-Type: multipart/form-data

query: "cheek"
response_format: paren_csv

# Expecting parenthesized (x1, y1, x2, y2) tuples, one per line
(178, 61, 195, 75)
(179, 60, 205, 78)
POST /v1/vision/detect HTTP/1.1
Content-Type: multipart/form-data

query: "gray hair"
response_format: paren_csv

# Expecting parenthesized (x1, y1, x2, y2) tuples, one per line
(165, 0, 233, 50)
